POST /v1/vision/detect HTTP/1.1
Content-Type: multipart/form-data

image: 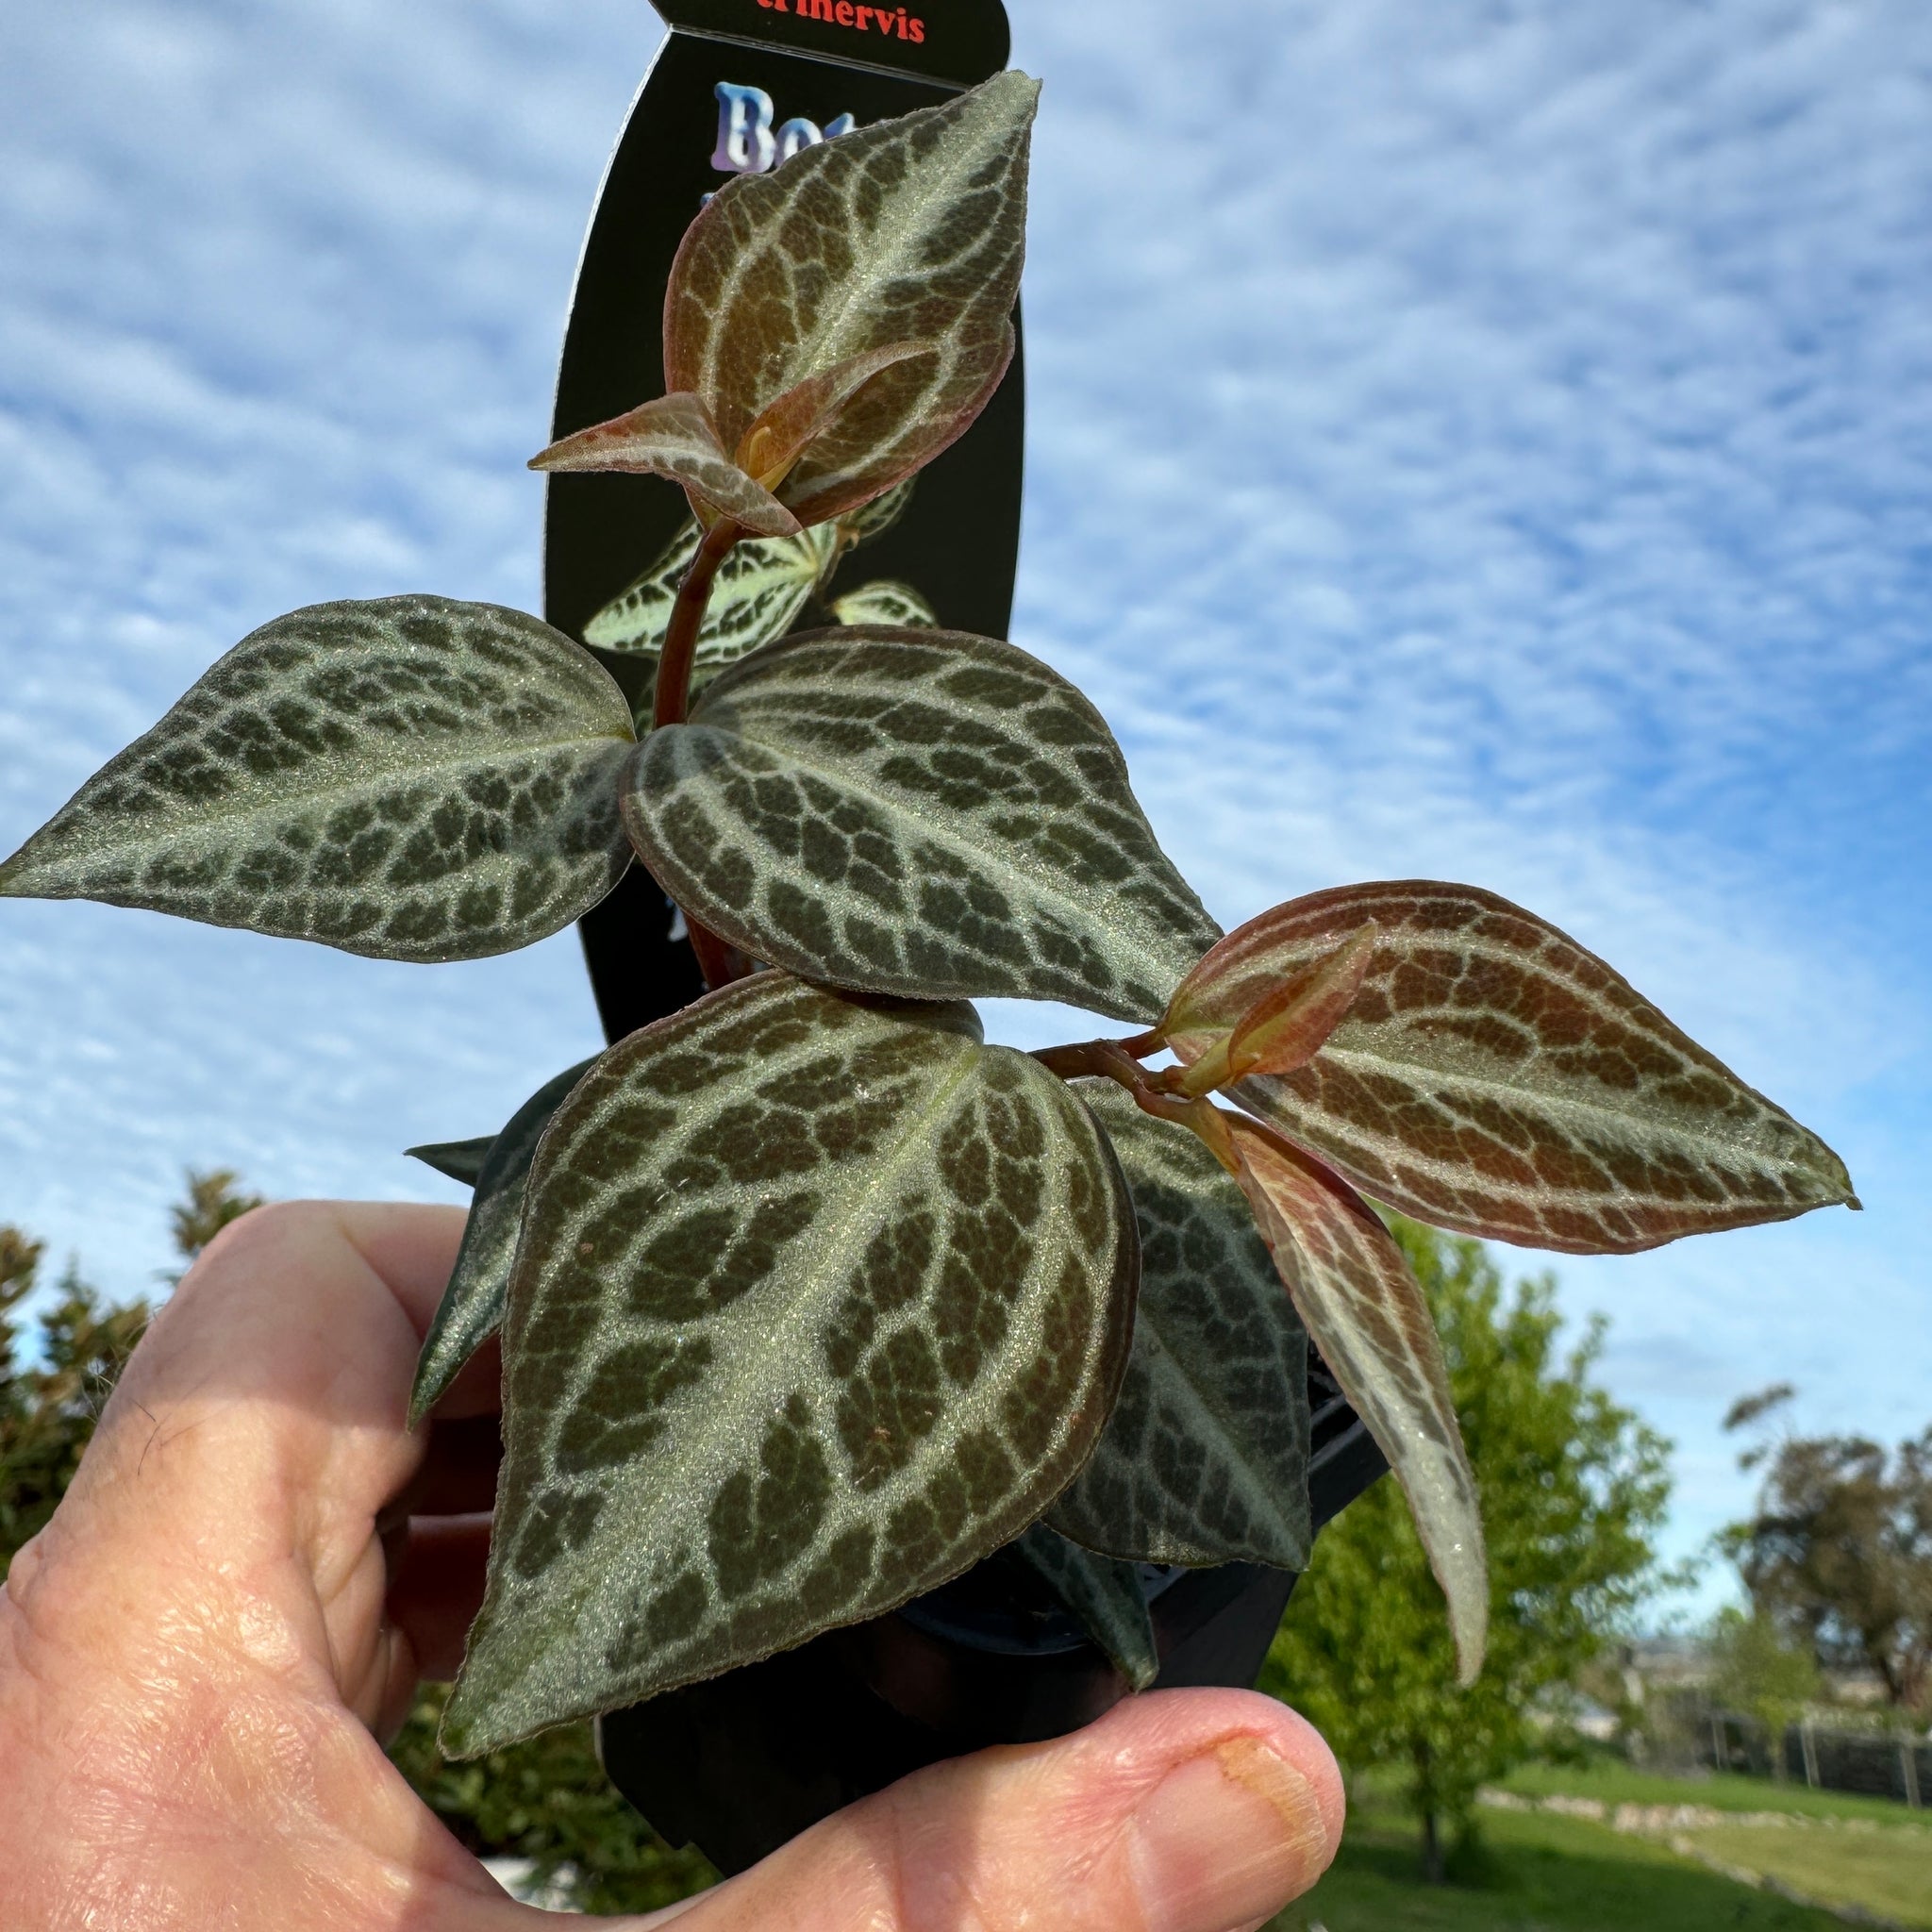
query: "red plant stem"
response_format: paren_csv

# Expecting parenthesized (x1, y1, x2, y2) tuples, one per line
(655, 515, 744, 991)
(1032, 1036, 1241, 1174)
(655, 516, 741, 731)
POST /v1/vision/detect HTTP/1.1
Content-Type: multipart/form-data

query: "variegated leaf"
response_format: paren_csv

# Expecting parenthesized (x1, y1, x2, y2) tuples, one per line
(620, 628, 1221, 1023)
(1014, 1524, 1158, 1691)
(407, 1138, 494, 1188)
(409, 1058, 597, 1425)
(1047, 1083, 1311, 1570)
(583, 520, 837, 661)
(531, 393, 800, 538)
(829, 579, 939, 629)
(1226, 1112, 1487, 1685)
(1168, 883, 1857, 1255)
(737, 341, 939, 487)
(666, 74, 1037, 528)
(1167, 923, 1377, 1100)
(441, 974, 1138, 1753)
(840, 475, 917, 543)
(0, 597, 636, 962)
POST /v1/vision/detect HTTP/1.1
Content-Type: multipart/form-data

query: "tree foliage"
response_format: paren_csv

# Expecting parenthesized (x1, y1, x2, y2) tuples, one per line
(1706, 1607, 1822, 1776)
(1723, 1389, 1932, 1714)
(1262, 1220, 1673, 1881)
(388, 1686, 714, 1914)
(165, 1168, 265, 1283)
(0, 1231, 149, 1574)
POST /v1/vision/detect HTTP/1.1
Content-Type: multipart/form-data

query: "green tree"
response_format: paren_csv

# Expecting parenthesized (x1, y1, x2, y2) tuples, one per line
(1262, 1220, 1674, 1882)
(1722, 1389, 1932, 1716)
(1706, 1605, 1821, 1777)
(163, 1167, 264, 1282)
(0, 1228, 150, 1574)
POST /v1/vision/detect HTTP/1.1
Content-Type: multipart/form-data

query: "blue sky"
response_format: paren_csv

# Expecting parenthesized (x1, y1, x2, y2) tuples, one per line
(1, 0, 1926, 1615)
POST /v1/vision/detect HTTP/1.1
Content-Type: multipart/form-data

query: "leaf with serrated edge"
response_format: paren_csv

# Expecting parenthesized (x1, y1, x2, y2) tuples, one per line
(584, 521, 838, 661)
(829, 580, 939, 629)
(1226, 1112, 1487, 1684)
(738, 342, 939, 489)
(621, 627, 1221, 1023)
(1168, 883, 1857, 1255)
(1047, 1082, 1310, 1569)
(441, 974, 1138, 1754)
(1014, 1524, 1158, 1691)
(0, 596, 636, 962)
(409, 1058, 598, 1426)
(667, 74, 1037, 528)
(531, 394, 800, 538)
(408, 1138, 495, 1189)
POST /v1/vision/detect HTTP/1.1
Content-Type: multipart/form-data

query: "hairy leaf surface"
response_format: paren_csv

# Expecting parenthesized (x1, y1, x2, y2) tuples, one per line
(1228, 1114, 1487, 1684)
(1169, 883, 1857, 1254)
(0, 597, 636, 962)
(1047, 1084, 1310, 1569)
(1014, 1524, 1158, 1690)
(829, 580, 939, 629)
(621, 628, 1220, 1022)
(840, 475, 917, 542)
(666, 74, 1037, 527)
(737, 342, 939, 489)
(408, 1138, 494, 1188)
(531, 393, 799, 537)
(583, 519, 838, 660)
(442, 974, 1139, 1752)
(409, 1058, 598, 1425)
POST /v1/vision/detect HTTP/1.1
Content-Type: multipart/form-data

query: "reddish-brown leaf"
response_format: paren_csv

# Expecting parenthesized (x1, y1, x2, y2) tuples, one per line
(1227, 1113, 1487, 1684)
(736, 341, 940, 489)
(665, 74, 1037, 530)
(1166, 921, 1377, 1098)
(1168, 883, 1857, 1256)
(529, 393, 799, 537)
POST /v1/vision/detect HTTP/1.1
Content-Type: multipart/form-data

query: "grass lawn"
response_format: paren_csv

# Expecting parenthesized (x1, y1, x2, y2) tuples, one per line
(1501, 1757, 1924, 1828)
(1267, 1794, 1850, 1931)
(1495, 1757, 1932, 1926)
(1686, 1821, 1932, 1930)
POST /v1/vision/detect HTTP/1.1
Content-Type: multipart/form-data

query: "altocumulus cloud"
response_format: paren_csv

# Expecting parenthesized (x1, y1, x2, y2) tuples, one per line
(1, 0, 1926, 1596)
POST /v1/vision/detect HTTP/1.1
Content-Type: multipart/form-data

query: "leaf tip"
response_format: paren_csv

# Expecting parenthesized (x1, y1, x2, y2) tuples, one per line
(405, 1361, 440, 1432)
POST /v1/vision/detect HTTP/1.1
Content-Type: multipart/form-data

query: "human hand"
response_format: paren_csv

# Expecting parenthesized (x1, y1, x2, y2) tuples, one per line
(0, 1200, 1342, 1930)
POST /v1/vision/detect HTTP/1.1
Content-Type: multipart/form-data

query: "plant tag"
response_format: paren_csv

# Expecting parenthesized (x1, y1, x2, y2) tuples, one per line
(553, 1, 1024, 1041)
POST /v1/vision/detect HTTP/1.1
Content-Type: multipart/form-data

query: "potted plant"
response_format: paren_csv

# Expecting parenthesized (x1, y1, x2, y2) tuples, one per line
(0, 71, 1857, 1874)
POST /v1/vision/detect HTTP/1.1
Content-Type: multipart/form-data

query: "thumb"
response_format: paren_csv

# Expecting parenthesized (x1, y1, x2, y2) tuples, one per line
(636, 1687, 1342, 1932)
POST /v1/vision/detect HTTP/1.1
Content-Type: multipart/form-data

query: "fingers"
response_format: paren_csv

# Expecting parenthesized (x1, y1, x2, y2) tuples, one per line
(662, 1687, 1342, 1932)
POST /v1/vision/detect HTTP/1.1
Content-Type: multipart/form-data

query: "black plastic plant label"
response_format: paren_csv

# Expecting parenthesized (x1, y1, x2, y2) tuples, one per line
(555, 0, 1024, 1039)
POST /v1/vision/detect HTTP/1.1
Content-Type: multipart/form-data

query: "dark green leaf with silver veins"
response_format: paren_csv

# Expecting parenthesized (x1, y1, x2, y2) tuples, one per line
(1014, 1523, 1160, 1691)
(621, 628, 1221, 1023)
(1047, 1083, 1312, 1571)
(0, 597, 636, 962)
(409, 1058, 599, 1426)
(442, 974, 1140, 1754)
(829, 580, 939, 629)
(407, 1138, 496, 1189)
